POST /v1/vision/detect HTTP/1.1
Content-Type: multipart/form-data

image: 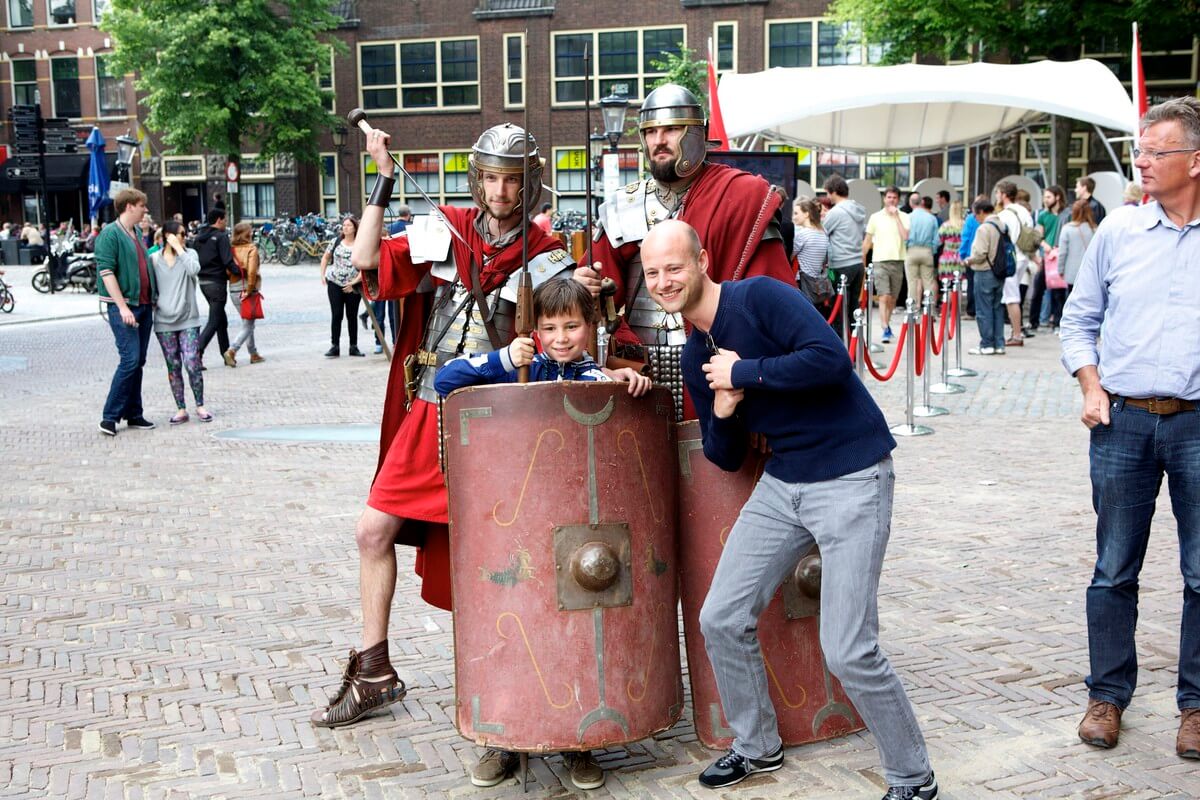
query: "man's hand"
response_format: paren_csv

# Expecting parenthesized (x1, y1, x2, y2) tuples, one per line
(713, 388, 743, 419)
(1081, 384, 1111, 428)
(703, 348, 741, 391)
(364, 127, 394, 177)
(573, 264, 603, 299)
(119, 305, 136, 326)
(607, 367, 652, 396)
(508, 336, 535, 368)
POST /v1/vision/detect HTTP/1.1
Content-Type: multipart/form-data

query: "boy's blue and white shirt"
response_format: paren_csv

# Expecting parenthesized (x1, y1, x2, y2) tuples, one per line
(435, 348, 609, 397)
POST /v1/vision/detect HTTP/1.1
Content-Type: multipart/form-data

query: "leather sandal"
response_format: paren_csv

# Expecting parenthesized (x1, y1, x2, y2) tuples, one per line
(310, 643, 407, 728)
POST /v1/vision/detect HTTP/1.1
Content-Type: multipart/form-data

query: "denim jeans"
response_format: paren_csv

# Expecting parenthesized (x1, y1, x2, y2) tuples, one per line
(699, 460, 931, 785)
(198, 281, 229, 357)
(972, 269, 1004, 349)
(371, 299, 398, 345)
(102, 302, 153, 422)
(1087, 399, 1200, 710)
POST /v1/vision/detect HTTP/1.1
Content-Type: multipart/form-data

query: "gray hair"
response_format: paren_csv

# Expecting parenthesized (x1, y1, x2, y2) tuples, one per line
(1141, 96, 1200, 149)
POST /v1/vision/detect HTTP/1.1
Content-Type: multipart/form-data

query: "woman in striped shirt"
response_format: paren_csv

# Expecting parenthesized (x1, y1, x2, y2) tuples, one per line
(792, 198, 831, 304)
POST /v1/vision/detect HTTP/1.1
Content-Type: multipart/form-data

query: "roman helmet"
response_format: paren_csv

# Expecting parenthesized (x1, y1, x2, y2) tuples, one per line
(467, 123, 544, 216)
(638, 83, 707, 180)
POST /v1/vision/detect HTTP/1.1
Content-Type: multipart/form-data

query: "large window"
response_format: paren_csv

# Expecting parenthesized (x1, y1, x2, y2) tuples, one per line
(51, 57, 80, 118)
(92, 0, 108, 20)
(11, 59, 37, 105)
(95, 56, 125, 116)
(552, 26, 684, 106)
(505, 32, 524, 109)
(241, 184, 276, 220)
(7, 0, 32, 27)
(816, 150, 860, 188)
(362, 150, 472, 215)
(864, 153, 909, 189)
(767, 21, 813, 68)
(47, 0, 74, 24)
(318, 46, 334, 112)
(817, 22, 861, 66)
(1083, 31, 1198, 88)
(553, 147, 641, 213)
(359, 37, 479, 111)
(320, 154, 339, 217)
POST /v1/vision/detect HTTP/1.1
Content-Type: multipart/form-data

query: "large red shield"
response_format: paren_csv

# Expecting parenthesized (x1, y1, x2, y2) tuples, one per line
(676, 420, 865, 749)
(444, 383, 683, 752)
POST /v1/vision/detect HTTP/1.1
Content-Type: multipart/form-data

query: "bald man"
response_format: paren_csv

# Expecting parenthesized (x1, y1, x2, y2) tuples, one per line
(641, 220, 938, 799)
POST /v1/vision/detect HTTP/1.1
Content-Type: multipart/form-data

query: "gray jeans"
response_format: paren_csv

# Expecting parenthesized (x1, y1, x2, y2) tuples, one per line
(228, 288, 257, 356)
(698, 457, 930, 785)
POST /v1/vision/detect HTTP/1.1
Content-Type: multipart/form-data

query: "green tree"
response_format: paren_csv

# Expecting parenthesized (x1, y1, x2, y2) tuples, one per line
(648, 47, 707, 103)
(104, 0, 341, 179)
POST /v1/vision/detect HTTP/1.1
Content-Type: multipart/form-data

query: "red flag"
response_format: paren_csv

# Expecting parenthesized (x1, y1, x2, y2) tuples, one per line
(1132, 22, 1147, 194)
(707, 37, 729, 150)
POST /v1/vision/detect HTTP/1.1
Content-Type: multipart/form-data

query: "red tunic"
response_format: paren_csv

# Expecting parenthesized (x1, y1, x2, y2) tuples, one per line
(364, 206, 568, 610)
(592, 162, 794, 418)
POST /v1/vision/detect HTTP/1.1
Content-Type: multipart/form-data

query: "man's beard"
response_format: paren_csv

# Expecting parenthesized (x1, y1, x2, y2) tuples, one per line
(649, 158, 679, 184)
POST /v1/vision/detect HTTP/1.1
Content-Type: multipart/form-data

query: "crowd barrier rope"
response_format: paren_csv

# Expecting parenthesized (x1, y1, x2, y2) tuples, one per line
(863, 318, 909, 382)
(946, 271, 978, 379)
(913, 291, 949, 418)
(931, 278, 967, 395)
(889, 299, 935, 437)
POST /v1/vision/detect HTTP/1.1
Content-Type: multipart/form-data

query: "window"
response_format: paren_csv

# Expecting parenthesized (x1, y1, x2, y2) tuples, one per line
(946, 148, 965, 188)
(95, 55, 125, 116)
(360, 37, 479, 112)
(241, 184, 276, 220)
(11, 59, 37, 105)
(320, 154, 339, 217)
(552, 26, 684, 106)
(767, 143, 814, 189)
(817, 22, 861, 66)
(8, 0, 32, 27)
(318, 46, 334, 112)
(362, 150, 472, 215)
(47, 0, 74, 25)
(51, 57, 80, 118)
(767, 21, 813, 69)
(864, 152, 909, 189)
(816, 149, 860, 187)
(505, 32, 524, 109)
(1083, 32, 1197, 87)
(553, 146, 640, 213)
(714, 22, 737, 76)
(92, 0, 108, 20)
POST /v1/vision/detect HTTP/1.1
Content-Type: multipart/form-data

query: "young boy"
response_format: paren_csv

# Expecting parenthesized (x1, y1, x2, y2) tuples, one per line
(435, 277, 649, 790)
(436, 278, 650, 397)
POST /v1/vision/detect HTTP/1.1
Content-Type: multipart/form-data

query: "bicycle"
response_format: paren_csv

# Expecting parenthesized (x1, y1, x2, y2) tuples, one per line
(0, 271, 14, 313)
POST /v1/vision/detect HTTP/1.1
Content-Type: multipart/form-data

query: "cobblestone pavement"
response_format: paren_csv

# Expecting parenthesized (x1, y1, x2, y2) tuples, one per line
(2, 266, 1197, 800)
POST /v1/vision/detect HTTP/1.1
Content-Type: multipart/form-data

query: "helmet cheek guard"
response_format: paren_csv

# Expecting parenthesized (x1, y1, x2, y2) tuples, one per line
(638, 83, 707, 180)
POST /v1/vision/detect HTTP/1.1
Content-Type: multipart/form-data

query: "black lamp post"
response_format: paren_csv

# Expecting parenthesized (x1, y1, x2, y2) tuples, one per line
(331, 126, 348, 212)
(600, 92, 630, 153)
(113, 134, 138, 188)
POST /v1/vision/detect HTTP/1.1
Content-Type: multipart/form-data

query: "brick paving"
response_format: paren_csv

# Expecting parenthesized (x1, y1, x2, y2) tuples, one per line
(2, 265, 1198, 799)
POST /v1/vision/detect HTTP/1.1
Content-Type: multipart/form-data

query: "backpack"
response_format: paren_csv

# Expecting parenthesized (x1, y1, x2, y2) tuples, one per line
(984, 220, 1016, 279)
(1003, 207, 1043, 256)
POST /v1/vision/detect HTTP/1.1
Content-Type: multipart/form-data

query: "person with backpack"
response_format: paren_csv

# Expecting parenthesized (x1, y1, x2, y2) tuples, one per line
(996, 181, 1036, 347)
(963, 199, 1008, 355)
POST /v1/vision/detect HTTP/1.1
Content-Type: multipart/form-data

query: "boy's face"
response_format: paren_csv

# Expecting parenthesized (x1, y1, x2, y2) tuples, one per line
(538, 310, 592, 364)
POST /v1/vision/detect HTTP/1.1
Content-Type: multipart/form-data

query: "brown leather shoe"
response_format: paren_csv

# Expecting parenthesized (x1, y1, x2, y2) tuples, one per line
(1078, 699, 1122, 748)
(1178, 708, 1200, 759)
(310, 640, 406, 728)
(1004, 336, 1024, 347)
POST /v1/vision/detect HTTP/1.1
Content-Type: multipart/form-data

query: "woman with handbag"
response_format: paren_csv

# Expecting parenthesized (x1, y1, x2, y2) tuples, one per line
(150, 221, 212, 423)
(226, 222, 264, 366)
(319, 215, 364, 357)
(792, 198, 832, 306)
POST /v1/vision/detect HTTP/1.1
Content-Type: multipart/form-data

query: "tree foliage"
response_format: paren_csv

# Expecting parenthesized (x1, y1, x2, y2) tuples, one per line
(648, 47, 708, 103)
(827, 0, 1200, 65)
(104, 0, 342, 163)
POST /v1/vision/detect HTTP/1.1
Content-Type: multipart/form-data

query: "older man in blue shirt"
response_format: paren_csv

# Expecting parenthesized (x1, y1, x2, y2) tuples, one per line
(1060, 96, 1200, 760)
(905, 197, 942, 311)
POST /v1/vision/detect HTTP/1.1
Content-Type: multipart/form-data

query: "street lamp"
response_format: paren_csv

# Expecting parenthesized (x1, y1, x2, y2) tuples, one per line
(599, 92, 630, 153)
(114, 133, 138, 186)
(331, 126, 348, 213)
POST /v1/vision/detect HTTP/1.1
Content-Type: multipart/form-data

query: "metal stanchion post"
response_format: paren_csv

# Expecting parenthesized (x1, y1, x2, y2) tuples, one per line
(947, 270, 978, 378)
(890, 299, 934, 437)
(864, 263, 885, 354)
(931, 277, 966, 395)
(914, 290, 949, 417)
(853, 309, 866, 381)
(838, 274, 850, 347)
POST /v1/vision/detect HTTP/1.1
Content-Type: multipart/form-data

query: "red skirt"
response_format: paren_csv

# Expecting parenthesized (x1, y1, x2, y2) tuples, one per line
(367, 398, 453, 610)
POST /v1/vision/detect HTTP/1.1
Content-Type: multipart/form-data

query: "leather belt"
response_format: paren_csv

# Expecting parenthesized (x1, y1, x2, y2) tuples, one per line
(1118, 396, 1196, 415)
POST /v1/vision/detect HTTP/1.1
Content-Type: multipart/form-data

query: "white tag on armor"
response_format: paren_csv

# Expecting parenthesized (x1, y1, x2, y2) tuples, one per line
(407, 214, 453, 264)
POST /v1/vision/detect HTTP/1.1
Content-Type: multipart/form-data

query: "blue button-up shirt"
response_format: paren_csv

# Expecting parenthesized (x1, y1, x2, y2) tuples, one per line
(906, 208, 941, 249)
(1060, 201, 1200, 399)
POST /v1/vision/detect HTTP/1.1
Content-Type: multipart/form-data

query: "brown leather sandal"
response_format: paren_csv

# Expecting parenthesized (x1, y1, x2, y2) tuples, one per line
(311, 643, 407, 728)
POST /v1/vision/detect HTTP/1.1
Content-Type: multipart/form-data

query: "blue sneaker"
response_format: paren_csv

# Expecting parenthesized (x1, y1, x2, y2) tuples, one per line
(882, 771, 938, 799)
(881, 326, 894, 344)
(698, 746, 783, 788)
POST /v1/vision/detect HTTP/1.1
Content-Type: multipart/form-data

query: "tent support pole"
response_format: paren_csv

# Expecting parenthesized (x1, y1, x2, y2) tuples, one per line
(1049, 115, 1058, 186)
(1093, 124, 1125, 175)
(1023, 124, 1048, 188)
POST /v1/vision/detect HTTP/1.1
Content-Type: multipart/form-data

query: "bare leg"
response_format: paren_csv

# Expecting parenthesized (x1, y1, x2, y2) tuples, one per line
(878, 295, 896, 334)
(1006, 303, 1022, 340)
(356, 505, 403, 648)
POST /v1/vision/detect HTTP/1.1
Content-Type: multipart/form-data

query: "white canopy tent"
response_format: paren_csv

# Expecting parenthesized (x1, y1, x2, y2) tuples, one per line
(719, 59, 1135, 155)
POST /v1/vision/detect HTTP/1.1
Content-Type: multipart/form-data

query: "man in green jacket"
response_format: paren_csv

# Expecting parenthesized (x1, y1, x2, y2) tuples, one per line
(96, 188, 157, 436)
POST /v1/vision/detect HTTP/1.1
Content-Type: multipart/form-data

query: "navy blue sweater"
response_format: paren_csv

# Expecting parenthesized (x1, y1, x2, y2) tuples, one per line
(435, 349, 608, 397)
(684, 277, 896, 483)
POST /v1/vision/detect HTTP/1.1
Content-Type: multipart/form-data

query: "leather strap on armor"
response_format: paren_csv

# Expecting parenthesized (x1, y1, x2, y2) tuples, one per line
(468, 254, 503, 350)
(367, 173, 395, 208)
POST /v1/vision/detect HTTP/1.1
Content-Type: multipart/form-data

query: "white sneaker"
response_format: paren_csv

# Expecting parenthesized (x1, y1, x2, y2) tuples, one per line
(967, 346, 995, 355)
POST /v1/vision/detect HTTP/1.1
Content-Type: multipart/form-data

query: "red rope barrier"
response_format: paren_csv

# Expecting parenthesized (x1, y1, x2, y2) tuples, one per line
(930, 304, 949, 356)
(860, 280, 869, 311)
(848, 335, 857, 364)
(826, 293, 844, 326)
(864, 322, 908, 382)
(915, 314, 927, 376)
(947, 289, 959, 341)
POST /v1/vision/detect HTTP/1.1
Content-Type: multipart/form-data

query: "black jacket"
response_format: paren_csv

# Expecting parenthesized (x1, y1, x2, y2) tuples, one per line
(193, 224, 237, 284)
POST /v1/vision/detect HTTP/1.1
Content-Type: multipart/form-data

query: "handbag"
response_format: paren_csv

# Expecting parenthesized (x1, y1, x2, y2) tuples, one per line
(798, 271, 835, 304)
(240, 290, 264, 320)
(1044, 247, 1067, 290)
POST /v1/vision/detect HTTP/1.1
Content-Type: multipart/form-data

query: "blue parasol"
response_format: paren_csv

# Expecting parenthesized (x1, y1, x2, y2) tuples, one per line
(86, 127, 110, 220)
